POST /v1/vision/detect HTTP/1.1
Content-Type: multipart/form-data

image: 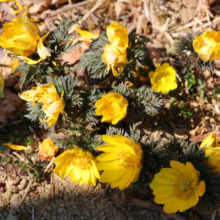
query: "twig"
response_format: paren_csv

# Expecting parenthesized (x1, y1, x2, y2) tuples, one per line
(12, 152, 39, 176)
(79, 0, 106, 24)
(0, 120, 21, 129)
(0, 64, 10, 68)
(92, 183, 111, 201)
(50, 0, 97, 15)
(36, 200, 49, 220)
(173, 17, 207, 32)
(179, 0, 194, 8)
(193, 16, 220, 32)
(161, 17, 170, 32)
(32, 207, 34, 220)
(126, 197, 188, 220)
(211, 211, 216, 220)
(44, 157, 55, 173)
(20, 179, 32, 204)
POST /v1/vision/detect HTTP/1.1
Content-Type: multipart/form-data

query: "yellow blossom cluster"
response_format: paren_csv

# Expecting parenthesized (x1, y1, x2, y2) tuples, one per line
(95, 92, 128, 125)
(2, 13, 220, 217)
(0, 18, 50, 64)
(200, 132, 220, 173)
(149, 63, 178, 93)
(54, 147, 100, 186)
(193, 30, 220, 62)
(97, 135, 143, 190)
(53, 135, 143, 189)
(102, 22, 128, 76)
(19, 83, 65, 126)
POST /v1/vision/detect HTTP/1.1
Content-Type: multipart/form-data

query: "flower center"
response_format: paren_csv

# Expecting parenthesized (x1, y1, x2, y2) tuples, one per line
(73, 156, 92, 169)
(116, 150, 136, 167)
(174, 175, 195, 199)
(155, 72, 169, 84)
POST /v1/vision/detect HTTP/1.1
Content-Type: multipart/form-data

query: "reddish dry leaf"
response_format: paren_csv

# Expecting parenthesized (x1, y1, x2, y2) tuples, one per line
(49, 132, 68, 140)
(0, 3, 15, 28)
(189, 131, 220, 143)
(0, 88, 24, 123)
(62, 42, 89, 65)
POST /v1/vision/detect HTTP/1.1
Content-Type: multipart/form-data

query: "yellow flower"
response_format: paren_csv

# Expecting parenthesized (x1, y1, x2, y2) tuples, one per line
(38, 138, 59, 161)
(200, 132, 219, 149)
(0, 18, 41, 57)
(75, 27, 99, 43)
(54, 147, 100, 186)
(0, 72, 4, 98)
(150, 161, 205, 214)
(19, 83, 56, 106)
(149, 63, 177, 93)
(0, 18, 50, 64)
(5, 144, 27, 151)
(203, 147, 220, 173)
(19, 83, 65, 126)
(95, 92, 128, 125)
(193, 30, 220, 62)
(10, 58, 21, 75)
(96, 135, 143, 190)
(200, 132, 220, 173)
(106, 22, 129, 48)
(39, 91, 65, 127)
(102, 44, 128, 76)
(37, 32, 51, 59)
(102, 22, 128, 76)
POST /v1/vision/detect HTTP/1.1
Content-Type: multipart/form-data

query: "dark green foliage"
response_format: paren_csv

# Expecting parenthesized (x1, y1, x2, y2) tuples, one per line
(25, 102, 54, 131)
(124, 34, 155, 79)
(113, 83, 163, 118)
(52, 18, 75, 47)
(175, 32, 215, 72)
(133, 135, 174, 193)
(79, 89, 104, 125)
(51, 131, 103, 152)
(74, 33, 108, 79)
(175, 32, 195, 56)
(19, 19, 76, 85)
(163, 133, 188, 154)
(182, 146, 220, 214)
(106, 122, 142, 140)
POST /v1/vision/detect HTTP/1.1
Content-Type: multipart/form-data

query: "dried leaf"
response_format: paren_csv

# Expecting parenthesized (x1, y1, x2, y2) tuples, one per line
(0, 88, 23, 123)
(62, 42, 89, 65)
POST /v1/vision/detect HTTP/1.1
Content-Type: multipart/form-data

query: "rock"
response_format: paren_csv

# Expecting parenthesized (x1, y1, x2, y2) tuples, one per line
(10, 194, 22, 208)
(58, 207, 64, 214)
(5, 176, 20, 186)
(174, 128, 188, 139)
(5, 214, 17, 220)
(18, 179, 28, 190)
(46, 205, 52, 211)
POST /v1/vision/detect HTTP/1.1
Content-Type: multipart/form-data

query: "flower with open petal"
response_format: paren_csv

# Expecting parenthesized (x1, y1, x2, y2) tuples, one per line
(96, 135, 143, 190)
(54, 147, 100, 186)
(150, 161, 205, 213)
